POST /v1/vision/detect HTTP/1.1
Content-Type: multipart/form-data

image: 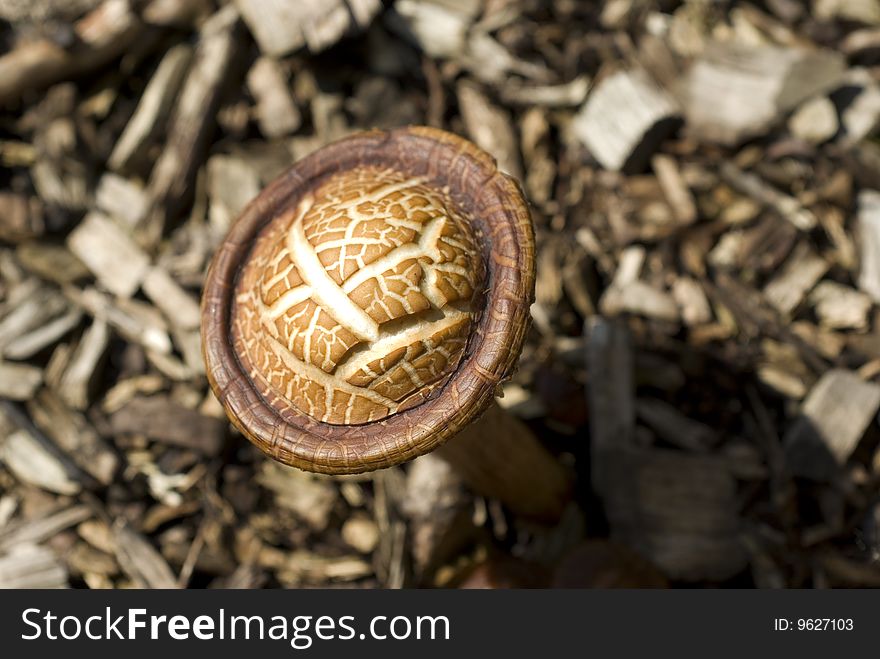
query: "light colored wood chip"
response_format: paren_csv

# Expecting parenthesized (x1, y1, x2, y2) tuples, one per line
(234, 0, 381, 55)
(573, 68, 680, 172)
(113, 521, 179, 589)
(0, 428, 82, 495)
(0, 543, 67, 588)
(684, 42, 845, 145)
(858, 190, 880, 303)
(67, 212, 150, 297)
(94, 173, 149, 227)
(810, 281, 873, 330)
(57, 319, 109, 410)
(764, 244, 829, 315)
(785, 369, 880, 480)
(788, 96, 838, 144)
(652, 154, 697, 226)
(247, 56, 301, 138)
(0, 361, 42, 400)
(141, 267, 200, 330)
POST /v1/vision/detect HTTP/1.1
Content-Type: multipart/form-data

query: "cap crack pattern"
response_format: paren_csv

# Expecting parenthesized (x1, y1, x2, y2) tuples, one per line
(232, 166, 483, 425)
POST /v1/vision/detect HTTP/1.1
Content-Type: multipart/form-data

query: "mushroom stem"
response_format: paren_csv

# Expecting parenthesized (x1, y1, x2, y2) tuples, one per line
(434, 402, 571, 522)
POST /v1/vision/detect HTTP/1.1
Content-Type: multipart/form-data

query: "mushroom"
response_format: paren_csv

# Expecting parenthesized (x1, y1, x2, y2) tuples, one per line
(202, 126, 570, 520)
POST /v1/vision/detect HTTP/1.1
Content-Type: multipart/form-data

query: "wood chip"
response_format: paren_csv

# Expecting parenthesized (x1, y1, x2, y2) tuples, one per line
(141, 6, 241, 246)
(0, 428, 82, 495)
(763, 244, 829, 315)
(785, 369, 880, 480)
(789, 95, 838, 143)
(573, 69, 680, 172)
(0, 504, 92, 552)
(66, 286, 172, 354)
(0, 362, 43, 400)
(719, 162, 817, 231)
(672, 276, 712, 326)
(234, 0, 381, 56)
(810, 281, 873, 330)
(94, 173, 149, 228)
(684, 42, 845, 145)
(56, 319, 109, 410)
(207, 153, 262, 235)
(67, 212, 150, 297)
(113, 521, 179, 589)
(652, 154, 697, 226)
(0, 543, 67, 588)
(28, 390, 118, 486)
(636, 398, 717, 451)
(257, 463, 338, 531)
(107, 44, 193, 173)
(141, 267, 200, 330)
(246, 57, 302, 139)
(858, 190, 880, 303)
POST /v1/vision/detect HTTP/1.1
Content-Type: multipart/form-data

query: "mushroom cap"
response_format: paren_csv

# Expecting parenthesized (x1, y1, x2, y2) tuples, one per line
(201, 126, 535, 474)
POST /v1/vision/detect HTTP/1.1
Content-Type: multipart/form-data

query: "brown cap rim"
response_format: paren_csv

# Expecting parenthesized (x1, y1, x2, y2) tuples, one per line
(201, 126, 535, 474)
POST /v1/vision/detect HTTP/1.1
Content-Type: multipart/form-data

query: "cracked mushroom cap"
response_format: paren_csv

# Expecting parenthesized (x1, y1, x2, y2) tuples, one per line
(201, 126, 535, 474)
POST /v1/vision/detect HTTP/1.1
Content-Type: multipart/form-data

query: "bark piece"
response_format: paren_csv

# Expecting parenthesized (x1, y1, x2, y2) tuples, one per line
(246, 57, 301, 139)
(784, 369, 880, 481)
(67, 212, 151, 297)
(684, 42, 845, 145)
(573, 69, 680, 172)
(110, 395, 226, 455)
(234, 0, 381, 56)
